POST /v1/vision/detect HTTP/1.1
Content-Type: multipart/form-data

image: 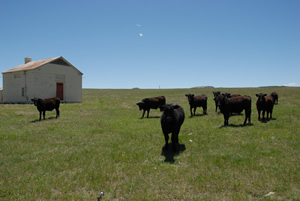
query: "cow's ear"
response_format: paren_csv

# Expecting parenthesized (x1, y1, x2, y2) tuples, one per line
(264, 94, 267, 96)
(256, 94, 259, 97)
(185, 94, 188, 97)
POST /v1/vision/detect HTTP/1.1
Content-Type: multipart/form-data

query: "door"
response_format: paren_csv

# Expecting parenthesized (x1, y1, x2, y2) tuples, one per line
(56, 83, 64, 100)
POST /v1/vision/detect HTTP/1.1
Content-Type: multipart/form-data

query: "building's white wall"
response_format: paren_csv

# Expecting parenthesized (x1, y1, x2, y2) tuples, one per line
(3, 62, 82, 103)
(0, 89, 3, 103)
(37, 63, 82, 102)
(3, 72, 28, 103)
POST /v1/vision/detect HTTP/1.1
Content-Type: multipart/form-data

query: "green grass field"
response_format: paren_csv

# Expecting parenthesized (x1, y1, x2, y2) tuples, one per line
(1, 87, 299, 200)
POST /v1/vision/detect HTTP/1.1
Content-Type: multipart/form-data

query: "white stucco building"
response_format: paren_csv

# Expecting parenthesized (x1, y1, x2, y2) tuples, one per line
(1, 56, 83, 103)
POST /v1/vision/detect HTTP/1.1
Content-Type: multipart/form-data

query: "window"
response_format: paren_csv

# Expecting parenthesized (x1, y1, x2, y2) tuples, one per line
(14, 73, 21, 79)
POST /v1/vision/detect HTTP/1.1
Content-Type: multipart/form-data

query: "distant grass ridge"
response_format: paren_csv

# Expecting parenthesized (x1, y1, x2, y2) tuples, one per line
(0, 87, 299, 200)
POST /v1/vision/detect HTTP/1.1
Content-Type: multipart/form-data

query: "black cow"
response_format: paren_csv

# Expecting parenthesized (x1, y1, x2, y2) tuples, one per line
(136, 96, 166, 118)
(256, 93, 274, 120)
(160, 104, 185, 151)
(270, 92, 278, 104)
(31, 97, 60, 121)
(213, 91, 221, 113)
(217, 94, 251, 126)
(185, 94, 207, 116)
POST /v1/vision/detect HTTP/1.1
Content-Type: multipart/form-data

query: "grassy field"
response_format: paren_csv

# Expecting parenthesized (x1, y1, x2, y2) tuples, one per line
(0, 87, 299, 200)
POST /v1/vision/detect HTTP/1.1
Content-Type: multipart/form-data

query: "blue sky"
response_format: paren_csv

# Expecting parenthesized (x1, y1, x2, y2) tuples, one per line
(0, 0, 299, 89)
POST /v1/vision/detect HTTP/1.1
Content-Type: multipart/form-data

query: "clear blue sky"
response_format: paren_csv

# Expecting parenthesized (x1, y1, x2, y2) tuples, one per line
(1, 0, 299, 89)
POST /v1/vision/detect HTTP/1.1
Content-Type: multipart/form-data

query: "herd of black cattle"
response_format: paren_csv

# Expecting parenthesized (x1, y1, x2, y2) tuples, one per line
(135, 91, 278, 151)
(31, 91, 278, 151)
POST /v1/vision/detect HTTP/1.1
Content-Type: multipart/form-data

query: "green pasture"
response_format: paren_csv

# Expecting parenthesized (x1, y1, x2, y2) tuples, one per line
(0, 87, 299, 200)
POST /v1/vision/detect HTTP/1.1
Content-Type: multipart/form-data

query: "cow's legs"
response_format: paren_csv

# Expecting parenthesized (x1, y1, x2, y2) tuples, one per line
(244, 114, 248, 125)
(141, 110, 146, 118)
(43, 111, 46, 120)
(171, 132, 179, 151)
(56, 108, 60, 118)
(164, 133, 169, 149)
(203, 106, 207, 115)
(39, 111, 42, 121)
(146, 109, 150, 118)
(224, 114, 229, 126)
(248, 110, 251, 124)
(244, 109, 251, 125)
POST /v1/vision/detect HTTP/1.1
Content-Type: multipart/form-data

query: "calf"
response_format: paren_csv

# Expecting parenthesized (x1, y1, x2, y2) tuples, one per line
(256, 93, 274, 120)
(31, 97, 60, 121)
(270, 92, 278, 104)
(185, 94, 207, 116)
(217, 94, 251, 126)
(160, 104, 185, 151)
(136, 96, 166, 118)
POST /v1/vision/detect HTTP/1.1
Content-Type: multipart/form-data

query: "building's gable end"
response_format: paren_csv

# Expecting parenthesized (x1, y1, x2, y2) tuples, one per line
(50, 57, 83, 75)
(50, 58, 71, 66)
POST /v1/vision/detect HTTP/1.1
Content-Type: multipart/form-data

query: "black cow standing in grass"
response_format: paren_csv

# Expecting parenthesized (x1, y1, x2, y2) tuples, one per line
(270, 92, 278, 104)
(160, 104, 185, 151)
(136, 96, 166, 118)
(217, 94, 251, 126)
(256, 93, 274, 120)
(31, 97, 60, 121)
(185, 94, 207, 116)
(213, 91, 221, 113)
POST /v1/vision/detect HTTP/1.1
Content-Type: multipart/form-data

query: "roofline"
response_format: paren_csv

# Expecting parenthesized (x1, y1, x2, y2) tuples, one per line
(2, 56, 83, 75)
(56, 56, 83, 75)
(2, 56, 59, 74)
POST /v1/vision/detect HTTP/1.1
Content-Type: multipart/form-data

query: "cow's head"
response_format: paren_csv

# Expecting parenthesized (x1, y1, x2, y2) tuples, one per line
(216, 94, 229, 107)
(213, 91, 221, 101)
(185, 94, 194, 103)
(256, 93, 267, 103)
(161, 104, 180, 116)
(136, 102, 144, 110)
(31, 98, 41, 106)
(213, 91, 221, 98)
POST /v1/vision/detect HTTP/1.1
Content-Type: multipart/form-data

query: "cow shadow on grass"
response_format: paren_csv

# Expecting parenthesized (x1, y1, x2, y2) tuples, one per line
(30, 117, 57, 123)
(259, 118, 277, 123)
(219, 123, 253, 128)
(161, 143, 186, 163)
(189, 114, 207, 118)
(147, 116, 160, 119)
(139, 116, 160, 119)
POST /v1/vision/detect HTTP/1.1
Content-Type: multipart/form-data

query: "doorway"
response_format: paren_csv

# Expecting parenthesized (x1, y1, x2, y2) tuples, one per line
(56, 82, 64, 100)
